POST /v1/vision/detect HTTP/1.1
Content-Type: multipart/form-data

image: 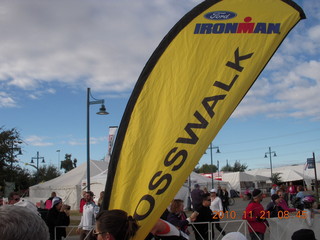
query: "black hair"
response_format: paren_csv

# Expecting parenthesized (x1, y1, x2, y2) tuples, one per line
(96, 209, 139, 240)
(201, 193, 210, 201)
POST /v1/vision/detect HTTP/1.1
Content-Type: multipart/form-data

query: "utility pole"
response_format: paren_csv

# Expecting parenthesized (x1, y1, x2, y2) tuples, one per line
(31, 151, 45, 184)
(265, 147, 277, 180)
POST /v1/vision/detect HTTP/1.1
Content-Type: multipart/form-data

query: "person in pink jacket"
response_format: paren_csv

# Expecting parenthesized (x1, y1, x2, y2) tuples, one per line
(277, 189, 296, 212)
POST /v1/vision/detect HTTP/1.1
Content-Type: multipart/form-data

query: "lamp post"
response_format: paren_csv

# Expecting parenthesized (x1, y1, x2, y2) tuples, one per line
(8, 139, 22, 182)
(56, 150, 61, 169)
(264, 147, 277, 179)
(31, 151, 45, 183)
(208, 143, 220, 189)
(87, 88, 109, 191)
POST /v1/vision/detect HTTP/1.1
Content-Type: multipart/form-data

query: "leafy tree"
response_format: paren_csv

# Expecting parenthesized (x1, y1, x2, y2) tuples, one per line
(221, 163, 233, 172)
(60, 154, 77, 173)
(30, 164, 61, 185)
(0, 127, 63, 195)
(0, 127, 22, 188)
(194, 164, 217, 174)
(220, 160, 248, 172)
(14, 167, 32, 192)
(233, 160, 248, 172)
(270, 172, 282, 185)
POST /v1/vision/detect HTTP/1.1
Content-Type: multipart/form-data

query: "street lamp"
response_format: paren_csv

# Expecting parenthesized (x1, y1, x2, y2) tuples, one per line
(8, 139, 22, 182)
(264, 147, 277, 179)
(56, 150, 61, 169)
(207, 143, 220, 189)
(31, 151, 45, 183)
(87, 88, 109, 191)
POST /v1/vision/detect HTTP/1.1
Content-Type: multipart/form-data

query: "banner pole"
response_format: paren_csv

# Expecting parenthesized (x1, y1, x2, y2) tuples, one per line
(313, 152, 319, 204)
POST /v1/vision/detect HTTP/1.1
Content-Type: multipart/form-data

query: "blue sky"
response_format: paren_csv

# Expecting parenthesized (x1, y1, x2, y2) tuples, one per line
(1, 0, 320, 174)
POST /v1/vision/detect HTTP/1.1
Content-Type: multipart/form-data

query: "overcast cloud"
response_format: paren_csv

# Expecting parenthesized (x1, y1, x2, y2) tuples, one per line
(1, 0, 320, 121)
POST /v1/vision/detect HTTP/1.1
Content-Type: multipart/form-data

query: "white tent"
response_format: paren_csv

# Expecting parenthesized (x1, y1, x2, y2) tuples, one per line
(176, 172, 232, 209)
(221, 172, 270, 193)
(84, 171, 232, 209)
(82, 169, 109, 199)
(246, 167, 313, 189)
(29, 160, 108, 210)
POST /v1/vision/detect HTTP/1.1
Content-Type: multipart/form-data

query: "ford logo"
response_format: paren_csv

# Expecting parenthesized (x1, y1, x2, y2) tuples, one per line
(204, 11, 237, 20)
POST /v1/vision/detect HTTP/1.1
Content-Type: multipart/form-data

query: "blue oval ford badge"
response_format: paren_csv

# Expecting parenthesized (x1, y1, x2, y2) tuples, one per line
(204, 11, 237, 20)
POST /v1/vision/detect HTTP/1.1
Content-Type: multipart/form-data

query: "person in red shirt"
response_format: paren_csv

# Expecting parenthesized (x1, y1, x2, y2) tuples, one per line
(243, 189, 268, 240)
(79, 191, 86, 213)
(288, 181, 297, 203)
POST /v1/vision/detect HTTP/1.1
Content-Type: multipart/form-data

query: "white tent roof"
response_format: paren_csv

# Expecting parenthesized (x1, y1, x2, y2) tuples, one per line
(29, 160, 108, 210)
(84, 171, 232, 208)
(247, 168, 312, 182)
(221, 172, 270, 193)
(222, 171, 269, 182)
(246, 166, 313, 190)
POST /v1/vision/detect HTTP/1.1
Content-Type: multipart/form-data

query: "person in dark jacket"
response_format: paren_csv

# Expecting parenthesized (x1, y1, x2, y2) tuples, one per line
(193, 193, 214, 240)
(167, 199, 196, 235)
(46, 197, 70, 240)
(220, 187, 229, 213)
(191, 184, 204, 211)
(265, 194, 284, 218)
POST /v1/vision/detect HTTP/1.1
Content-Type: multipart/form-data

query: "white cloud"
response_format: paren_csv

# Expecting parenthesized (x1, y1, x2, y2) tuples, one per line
(66, 136, 107, 146)
(0, 91, 16, 107)
(27, 88, 56, 100)
(0, 0, 199, 94)
(1, 0, 320, 122)
(25, 135, 53, 146)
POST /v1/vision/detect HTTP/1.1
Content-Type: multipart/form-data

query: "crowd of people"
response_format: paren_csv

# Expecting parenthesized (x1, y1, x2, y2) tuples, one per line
(188, 183, 320, 240)
(0, 191, 70, 240)
(0, 184, 319, 240)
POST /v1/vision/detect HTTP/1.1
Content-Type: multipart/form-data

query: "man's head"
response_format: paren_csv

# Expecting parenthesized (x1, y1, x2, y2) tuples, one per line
(51, 197, 62, 210)
(210, 189, 217, 197)
(271, 194, 280, 204)
(252, 189, 263, 202)
(85, 191, 94, 202)
(8, 192, 20, 205)
(0, 205, 49, 240)
(201, 193, 211, 207)
(194, 184, 200, 189)
(292, 229, 316, 240)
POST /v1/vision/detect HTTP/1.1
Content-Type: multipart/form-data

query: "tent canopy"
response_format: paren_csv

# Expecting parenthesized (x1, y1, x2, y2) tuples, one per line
(221, 172, 270, 193)
(29, 160, 108, 210)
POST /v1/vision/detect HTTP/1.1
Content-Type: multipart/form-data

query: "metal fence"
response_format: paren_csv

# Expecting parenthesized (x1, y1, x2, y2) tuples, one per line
(55, 221, 268, 240)
(55, 225, 94, 240)
(189, 220, 268, 240)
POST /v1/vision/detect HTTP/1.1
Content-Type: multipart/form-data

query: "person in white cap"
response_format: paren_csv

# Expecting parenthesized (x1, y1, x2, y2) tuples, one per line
(210, 189, 226, 237)
(46, 196, 70, 240)
(222, 232, 247, 240)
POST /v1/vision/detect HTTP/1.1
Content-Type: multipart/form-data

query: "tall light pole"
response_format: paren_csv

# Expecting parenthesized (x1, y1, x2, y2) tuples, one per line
(31, 151, 45, 183)
(265, 147, 277, 179)
(9, 139, 22, 182)
(208, 143, 220, 189)
(87, 88, 109, 191)
(56, 150, 61, 169)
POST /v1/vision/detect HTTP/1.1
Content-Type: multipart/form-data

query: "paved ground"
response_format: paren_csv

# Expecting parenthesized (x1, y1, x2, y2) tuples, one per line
(65, 197, 272, 240)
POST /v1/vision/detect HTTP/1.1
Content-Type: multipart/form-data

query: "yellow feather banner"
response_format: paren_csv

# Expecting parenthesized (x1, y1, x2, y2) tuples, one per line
(103, 0, 305, 239)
